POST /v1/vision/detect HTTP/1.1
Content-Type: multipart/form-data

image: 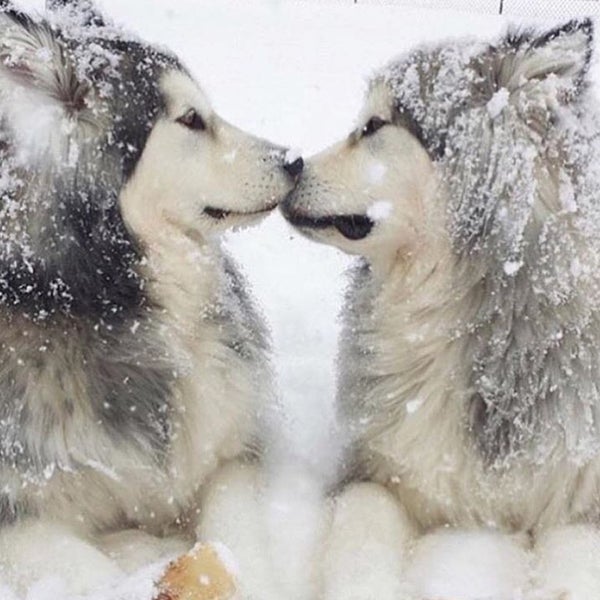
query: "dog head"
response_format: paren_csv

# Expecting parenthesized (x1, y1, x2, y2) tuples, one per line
(282, 19, 594, 270)
(0, 0, 300, 322)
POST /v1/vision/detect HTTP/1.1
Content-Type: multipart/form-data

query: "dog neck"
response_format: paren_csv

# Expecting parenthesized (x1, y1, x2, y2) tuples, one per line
(119, 176, 225, 332)
(138, 219, 222, 335)
(342, 223, 462, 428)
(357, 200, 600, 469)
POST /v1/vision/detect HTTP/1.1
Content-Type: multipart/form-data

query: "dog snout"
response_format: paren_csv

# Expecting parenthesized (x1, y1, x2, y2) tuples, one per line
(281, 191, 295, 217)
(283, 156, 304, 179)
(281, 188, 305, 223)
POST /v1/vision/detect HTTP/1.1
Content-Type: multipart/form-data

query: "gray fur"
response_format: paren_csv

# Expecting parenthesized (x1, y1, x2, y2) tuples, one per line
(377, 21, 600, 465)
(0, 3, 273, 537)
(291, 19, 600, 530)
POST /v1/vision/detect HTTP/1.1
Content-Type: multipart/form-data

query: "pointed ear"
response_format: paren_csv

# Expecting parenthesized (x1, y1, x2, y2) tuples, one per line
(0, 8, 97, 160)
(0, 10, 89, 115)
(46, 0, 105, 27)
(504, 19, 594, 99)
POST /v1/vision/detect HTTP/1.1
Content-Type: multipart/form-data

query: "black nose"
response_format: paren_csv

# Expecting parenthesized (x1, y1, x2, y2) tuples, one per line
(283, 156, 304, 178)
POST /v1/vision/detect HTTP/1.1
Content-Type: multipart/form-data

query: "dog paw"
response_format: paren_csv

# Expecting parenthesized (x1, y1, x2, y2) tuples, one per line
(154, 543, 237, 600)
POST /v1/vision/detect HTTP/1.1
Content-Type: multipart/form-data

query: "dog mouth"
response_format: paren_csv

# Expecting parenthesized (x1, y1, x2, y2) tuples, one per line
(283, 209, 374, 241)
(203, 203, 278, 221)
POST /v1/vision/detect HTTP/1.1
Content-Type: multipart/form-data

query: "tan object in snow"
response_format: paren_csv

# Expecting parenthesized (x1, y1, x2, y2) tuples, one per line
(154, 544, 237, 600)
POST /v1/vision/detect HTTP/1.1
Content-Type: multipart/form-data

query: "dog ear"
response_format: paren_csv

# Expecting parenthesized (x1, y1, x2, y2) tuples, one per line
(46, 0, 105, 27)
(0, 7, 93, 158)
(503, 19, 593, 100)
(0, 9, 89, 112)
(0, 2, 41, 29)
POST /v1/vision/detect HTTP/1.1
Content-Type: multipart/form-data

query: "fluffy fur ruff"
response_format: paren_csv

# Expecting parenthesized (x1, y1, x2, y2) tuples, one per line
(0, 1, 294, 596)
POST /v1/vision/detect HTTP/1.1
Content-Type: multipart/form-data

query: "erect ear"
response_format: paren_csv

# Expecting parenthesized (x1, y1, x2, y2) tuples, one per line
(46, 0, 105, 27)
(0, 6, 96, 159)
(504, 19, 593, 99)
(0, 9, 89, 115)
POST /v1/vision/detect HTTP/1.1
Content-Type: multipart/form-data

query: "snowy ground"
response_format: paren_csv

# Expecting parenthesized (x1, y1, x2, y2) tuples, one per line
(6, 1, 600, 599)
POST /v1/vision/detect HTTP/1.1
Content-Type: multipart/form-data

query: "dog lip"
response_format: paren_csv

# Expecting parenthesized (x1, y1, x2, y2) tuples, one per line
(204, 206, 231, 220)
(283, 208, 374, 241)
(334, 214, 374, 240)
(203, 203, 278, 220)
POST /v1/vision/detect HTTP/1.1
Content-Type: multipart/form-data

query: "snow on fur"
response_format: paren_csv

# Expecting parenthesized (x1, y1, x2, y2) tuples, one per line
(4, 2, 600, 600)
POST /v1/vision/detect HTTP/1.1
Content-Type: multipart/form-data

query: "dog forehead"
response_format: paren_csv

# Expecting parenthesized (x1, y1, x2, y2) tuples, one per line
(159, 69, 212, 115)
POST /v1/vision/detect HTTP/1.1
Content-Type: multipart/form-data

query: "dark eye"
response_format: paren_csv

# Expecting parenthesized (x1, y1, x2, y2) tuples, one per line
(362, 116, 387, 137)
(176, 109, 206, 131)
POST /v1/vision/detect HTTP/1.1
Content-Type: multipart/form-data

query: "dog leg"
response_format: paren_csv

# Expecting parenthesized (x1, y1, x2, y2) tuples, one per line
(321, 482, 416, 600)
(195, 461, 282, 600)
(157, 460, 328, 600)
(534, 524, 600, 600)
(0, 520, 123, 596)
(262, 463, 331, 600)
(404, 528, 531, 600)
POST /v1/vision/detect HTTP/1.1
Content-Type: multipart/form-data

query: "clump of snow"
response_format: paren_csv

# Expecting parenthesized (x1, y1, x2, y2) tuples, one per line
(406, 398, 424, 414)
(222, 149, 237, 164)
(559, 172, 577, 213)
(503, 260, 522, 276)
(25, 577, 68, 600)
(365, 161, 387, 185)
(263, 461, 330, 600)
(284, 147, 302, 164)
(536, 526, 600, 600)
(79, 561, 169, 600)
(367, 200, 392, 222)
(209, 542, 240, 579)
(486, 87, 510, 118)
(0, 585, 17, 600)
(405, 530, 530, 600)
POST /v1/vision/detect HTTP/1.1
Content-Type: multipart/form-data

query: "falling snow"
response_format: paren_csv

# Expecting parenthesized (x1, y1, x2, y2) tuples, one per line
(367, 200, 392, 221)
(486, 87, 510, 118)
(2, 1, 600, 600)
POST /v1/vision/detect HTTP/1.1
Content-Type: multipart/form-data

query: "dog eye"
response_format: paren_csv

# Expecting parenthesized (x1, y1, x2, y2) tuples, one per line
(362, 117, 387, 137)
(176, 109, 206, 131)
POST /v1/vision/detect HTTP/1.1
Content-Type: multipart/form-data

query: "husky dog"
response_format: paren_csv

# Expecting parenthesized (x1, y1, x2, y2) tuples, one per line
(0, 0, 302, 596)
(284, 19, 600, 599)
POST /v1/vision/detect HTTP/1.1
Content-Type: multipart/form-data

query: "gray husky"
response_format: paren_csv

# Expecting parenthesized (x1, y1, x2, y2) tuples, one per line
(0, 0, 302, 597)
(284, 19, 600, 600)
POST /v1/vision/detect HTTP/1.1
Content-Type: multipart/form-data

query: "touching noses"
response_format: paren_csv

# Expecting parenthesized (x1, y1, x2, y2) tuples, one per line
(283, 156, 304, 179)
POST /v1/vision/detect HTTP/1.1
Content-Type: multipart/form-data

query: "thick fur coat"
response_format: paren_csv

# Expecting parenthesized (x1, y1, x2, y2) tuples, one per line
(286, 18, 600, 532)
(0, 1, 296, 596)
(284, 19, 600, 600)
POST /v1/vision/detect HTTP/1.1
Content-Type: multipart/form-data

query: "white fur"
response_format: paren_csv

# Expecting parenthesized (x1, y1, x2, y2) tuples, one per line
(0, 522, 124, 596)
(122, 70, 291, 236)
(0, 13, 107, 166)
(534, 526, 600, 600)
(405, 530, 531, 600)
(285, 21, 600, 600)
(321, 483, 414, 600)
(0, 12, 293, 599)
(198, 462, 282, 600)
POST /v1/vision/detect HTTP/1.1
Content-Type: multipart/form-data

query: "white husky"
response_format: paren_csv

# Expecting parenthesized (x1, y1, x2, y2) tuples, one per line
(0, 1, 302, 598)
(284, 18, 600, 600)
